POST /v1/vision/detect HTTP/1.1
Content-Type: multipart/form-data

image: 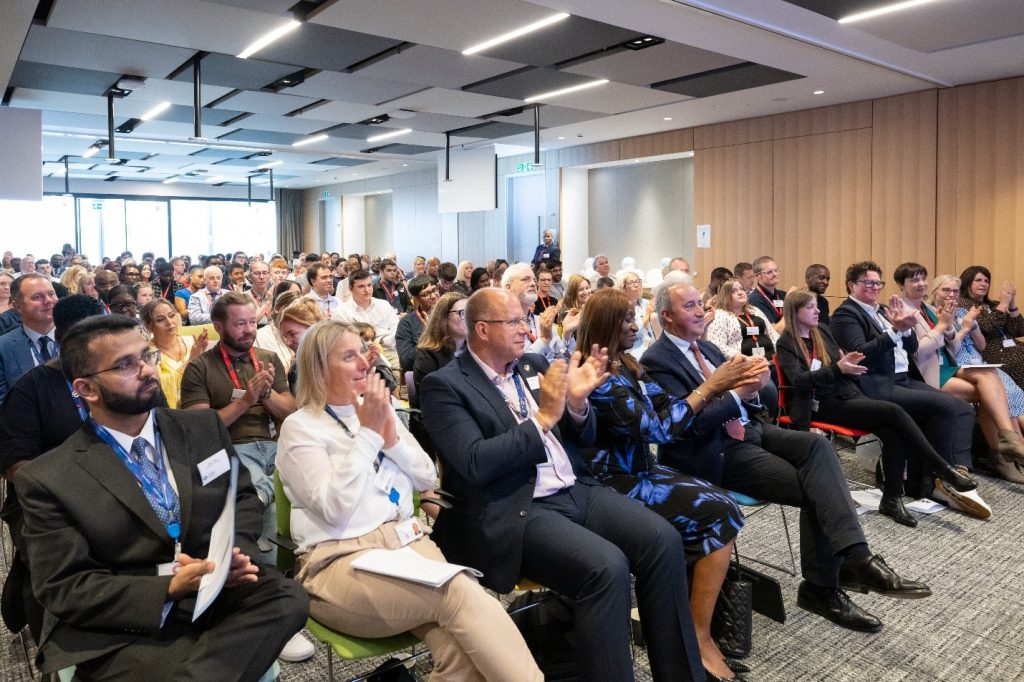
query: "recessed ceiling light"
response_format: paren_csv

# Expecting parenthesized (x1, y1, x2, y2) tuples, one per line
(838, 0, 942, 23)
(462, 13, 569, 55)
(162, 176, 177, 184)
(663, 117, 672, 121)
(82, 144, 101, 158)
(813, 90, 825, 95)
(238, 19, 301, 59)
(557, 136, 565, 140)
(293, 133, 328, 147)
(402, 164, 408, 167)
(366, 128, 412, 143)
(206, 175, 224, 184)
(524, 79, 608, 103)
(140, 101, 171, 122)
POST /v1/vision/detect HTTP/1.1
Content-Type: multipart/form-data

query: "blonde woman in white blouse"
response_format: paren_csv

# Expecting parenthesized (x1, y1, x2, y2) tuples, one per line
(277, 321, 541, 682)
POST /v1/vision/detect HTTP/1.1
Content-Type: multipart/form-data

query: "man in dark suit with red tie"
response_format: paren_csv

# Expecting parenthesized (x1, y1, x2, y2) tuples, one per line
(15, 315, 307, 679)
(641, 282, 931, 634)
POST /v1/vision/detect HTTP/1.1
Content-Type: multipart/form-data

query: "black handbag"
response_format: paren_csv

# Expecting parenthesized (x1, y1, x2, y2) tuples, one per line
(711, 561, 754, 658)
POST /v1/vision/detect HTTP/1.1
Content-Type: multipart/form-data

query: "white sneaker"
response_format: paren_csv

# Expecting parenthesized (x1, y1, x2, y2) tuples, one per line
(279, 632, 315, 662)
(932, 478, 992, 520)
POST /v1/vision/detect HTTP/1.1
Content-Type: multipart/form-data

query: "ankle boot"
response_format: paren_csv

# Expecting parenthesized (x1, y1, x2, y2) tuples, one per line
(997, 429, 1024, 464)
(990, 450, 1024, 484)
(935, 463, 977, 492)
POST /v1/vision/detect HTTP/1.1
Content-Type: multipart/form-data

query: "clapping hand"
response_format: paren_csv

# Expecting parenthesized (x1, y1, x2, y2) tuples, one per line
(538, 306, 558, 341)
(707, 354, 766, 395)
(837, 350, 867, 375)
(566, 345, 610, 410)
(535, 359, 568, 431)
(885, 295, 917, 331)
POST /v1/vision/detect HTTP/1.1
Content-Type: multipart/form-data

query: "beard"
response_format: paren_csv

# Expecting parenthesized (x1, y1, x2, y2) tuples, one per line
(521, 292, 538, 305)
(222, 326, 255, 353)
(98, 377, 163, 416)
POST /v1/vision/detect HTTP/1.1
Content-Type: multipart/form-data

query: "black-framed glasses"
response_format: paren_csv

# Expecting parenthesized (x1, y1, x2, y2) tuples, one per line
(109, 300, 138, 312)
(82, 349, 161, 378)
(856, 279, 886, 289)
(448, 309, 466, 320)
(480, 316, 529, 328)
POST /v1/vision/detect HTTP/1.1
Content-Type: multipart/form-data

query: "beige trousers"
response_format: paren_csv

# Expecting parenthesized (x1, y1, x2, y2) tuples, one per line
(297, 523, 542, 682)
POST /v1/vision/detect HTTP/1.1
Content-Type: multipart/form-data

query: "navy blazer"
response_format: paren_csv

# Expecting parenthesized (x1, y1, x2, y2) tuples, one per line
(0, 327, 42, 405)
(748, 286, 783, 324)
(830, 298, 921, 399)
(640, 335, 743, 484)
(419, 352, 597, 593)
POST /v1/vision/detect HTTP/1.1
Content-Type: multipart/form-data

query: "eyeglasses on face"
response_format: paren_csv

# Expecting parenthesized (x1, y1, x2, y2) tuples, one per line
(109, 300, 138, 312)
(448, 309, 466, 319)
(856, 279, 886, 289)
(82, 349, 161, 378)
(480, 316, 529, 328)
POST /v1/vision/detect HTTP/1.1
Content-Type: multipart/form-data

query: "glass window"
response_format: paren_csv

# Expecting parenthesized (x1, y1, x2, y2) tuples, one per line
(0, 196, 76, 258)
(78, 197, 126, 262)
(126, 201, 169, 258)
(171, 199, 276, 259)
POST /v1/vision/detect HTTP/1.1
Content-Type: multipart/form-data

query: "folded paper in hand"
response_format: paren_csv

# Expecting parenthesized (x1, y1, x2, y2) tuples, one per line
(352, 547, 483, 588)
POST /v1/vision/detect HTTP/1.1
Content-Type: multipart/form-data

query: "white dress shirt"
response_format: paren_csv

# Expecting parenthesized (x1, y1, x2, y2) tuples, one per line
(663, 331, 751, 421)
(304, 291, 348, 321)
(341, 297, 400, 350)
(849, 296, 911, 374)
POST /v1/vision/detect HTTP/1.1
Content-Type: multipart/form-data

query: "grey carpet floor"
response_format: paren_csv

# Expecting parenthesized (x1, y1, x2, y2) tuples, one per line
(2, 442, 1022, 681)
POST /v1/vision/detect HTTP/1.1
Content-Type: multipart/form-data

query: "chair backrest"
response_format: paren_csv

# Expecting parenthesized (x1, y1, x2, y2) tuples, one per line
(273, 471, 296, 575)
(772, 354, 789, 412)
(404, 370, 416, 405)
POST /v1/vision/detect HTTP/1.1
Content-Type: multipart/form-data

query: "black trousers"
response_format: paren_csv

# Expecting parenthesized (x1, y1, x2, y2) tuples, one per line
(718, 422, 866, 589)
(520, 483, 702, 682)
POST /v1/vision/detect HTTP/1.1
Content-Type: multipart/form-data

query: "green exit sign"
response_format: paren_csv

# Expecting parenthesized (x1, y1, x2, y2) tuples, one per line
(516, 163, 537, 173)
(92, 201, 103, 210)
(321, 190, 330, 198)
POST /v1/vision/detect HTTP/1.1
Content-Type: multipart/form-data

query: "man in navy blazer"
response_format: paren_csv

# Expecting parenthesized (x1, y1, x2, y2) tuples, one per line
(0, 274, 59, 405)
(421, 288, 704, 682)
(642, 282, 931, 634)
(830, 261, 981, 512)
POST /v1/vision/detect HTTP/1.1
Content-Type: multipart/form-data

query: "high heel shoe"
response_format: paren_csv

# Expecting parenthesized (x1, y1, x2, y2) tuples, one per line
(997, 429, 1024, 465)
(726, 659, 751, 674)
(879, 495, 917, 527)
(704, 667, 743, 682)
(988, 450, 1024, 484)
(935, 463, 977, 492)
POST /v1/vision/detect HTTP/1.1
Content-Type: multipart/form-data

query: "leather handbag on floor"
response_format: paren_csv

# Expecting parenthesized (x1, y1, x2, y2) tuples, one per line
(711, 562, 754, 658)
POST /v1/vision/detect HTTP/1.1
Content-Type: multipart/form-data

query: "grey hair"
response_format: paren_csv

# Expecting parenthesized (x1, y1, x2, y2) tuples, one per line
(653, 274, 696, 323)
(501, 262, 533, 288)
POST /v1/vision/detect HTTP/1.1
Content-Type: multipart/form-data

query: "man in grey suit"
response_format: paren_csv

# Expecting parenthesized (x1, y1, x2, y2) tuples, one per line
(16, 315, 307, 679)
(0, 273, 58, 405)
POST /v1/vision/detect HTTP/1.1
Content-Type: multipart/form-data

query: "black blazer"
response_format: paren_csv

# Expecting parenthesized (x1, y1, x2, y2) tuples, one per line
(775, 329, 860, 429)
(640, 335, 744, 484)
(419, 352, 598, 593)
(15, 408, 264, 673)
(830, 297, 921, 399)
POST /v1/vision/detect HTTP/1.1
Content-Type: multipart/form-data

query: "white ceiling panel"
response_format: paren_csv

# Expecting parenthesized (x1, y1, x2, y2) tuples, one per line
(122, 79, 234, 107)
(20, 26, 197, 79)
(285, 71, 422, 105)
(528, 81, 686, 114)
(48, 0, 297, 56)
(309, 0, 556, 54)
(383, 88, 523, 118)
(133, 120, 233, 139)
(41, 110, 113, 131)
(387, 111, 487, 134)
(211, 90, 319, 115)
(564, 41, 743, 86)
(11, 88, 152, 118)
(356, 45, 523, 90)
(235, 114, 335, 135)
(292, 100, 386, 124)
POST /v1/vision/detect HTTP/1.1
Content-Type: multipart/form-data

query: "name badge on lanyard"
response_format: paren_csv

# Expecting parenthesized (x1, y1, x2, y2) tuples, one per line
(746, 326, 760, 336)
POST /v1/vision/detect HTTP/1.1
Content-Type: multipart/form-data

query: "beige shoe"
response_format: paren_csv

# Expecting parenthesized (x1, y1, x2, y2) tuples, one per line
(988, 450, 1024, 484)
(997, 429, 1024, 464)
(932, 471, 993, 520)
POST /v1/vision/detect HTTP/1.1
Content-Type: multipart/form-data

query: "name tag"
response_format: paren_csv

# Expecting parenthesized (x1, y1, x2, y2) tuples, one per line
(526, 375, 540, 391)
(394, 517, 424, 546)
(810, 398, 820, 412)
(773, 299, 784, 308)
(197, 449, 230, 485)
(157, 561, 178, 576)
(751, 347, 766, 357)
(1003, 339, 1016, 348)
(230, 388, 247, 401)
(375, 457, 399, 496)
(746, 326, 759, 336)
(810, 359, 822, 371)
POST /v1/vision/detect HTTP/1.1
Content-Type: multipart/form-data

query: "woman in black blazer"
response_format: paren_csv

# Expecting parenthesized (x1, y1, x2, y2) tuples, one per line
(412, 292, 468, 407)
(777, 290, 977, 527)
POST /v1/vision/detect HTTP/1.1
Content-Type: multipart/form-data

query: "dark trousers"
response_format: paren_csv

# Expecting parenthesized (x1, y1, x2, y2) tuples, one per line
(520, 484, 703, 682)
(74, 569, 308, 682)
(718, 423, 866, 589)
(885, 377, 974, 496)
(816, 395, 948, 497)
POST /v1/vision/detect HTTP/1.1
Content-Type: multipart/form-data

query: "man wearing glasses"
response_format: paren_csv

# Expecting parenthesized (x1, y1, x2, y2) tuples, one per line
(420, 287, 707, 682)
(832, 261, 978, 506)
(748, 256, 787, 333)
(15, 315, 308, 679)
(395, 275, 439, 373)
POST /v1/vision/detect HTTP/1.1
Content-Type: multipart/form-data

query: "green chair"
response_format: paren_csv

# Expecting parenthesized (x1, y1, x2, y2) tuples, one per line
(272, 472, 428, 681)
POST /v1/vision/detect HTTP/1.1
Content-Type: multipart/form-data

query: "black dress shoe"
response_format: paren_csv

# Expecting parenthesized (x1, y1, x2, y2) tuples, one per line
(726, 659, 751, 674)
(839, 555, 932, 599)
(936, 464, 978, 492)
(878, 495, 917, 527)
(704, 667, 744, 682)
(797, 581, 883, 633)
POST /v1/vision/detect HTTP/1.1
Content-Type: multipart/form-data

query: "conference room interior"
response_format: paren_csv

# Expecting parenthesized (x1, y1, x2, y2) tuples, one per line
(1, 0, 1023, 680)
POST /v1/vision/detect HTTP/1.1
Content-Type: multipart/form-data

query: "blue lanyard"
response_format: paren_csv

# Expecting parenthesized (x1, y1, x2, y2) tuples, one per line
(65, 380, 88, 422)
(497, 369, 529, 420)
(89, 413, 180, 543)
(324, 406, 397, 502)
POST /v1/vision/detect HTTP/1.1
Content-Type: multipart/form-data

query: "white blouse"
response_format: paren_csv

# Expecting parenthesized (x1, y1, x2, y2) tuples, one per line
(705, 307, 779, 359)
(277, 403, 437, 553)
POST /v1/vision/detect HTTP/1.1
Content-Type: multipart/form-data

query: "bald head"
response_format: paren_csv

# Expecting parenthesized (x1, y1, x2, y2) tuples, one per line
(466, 288, 527, 366)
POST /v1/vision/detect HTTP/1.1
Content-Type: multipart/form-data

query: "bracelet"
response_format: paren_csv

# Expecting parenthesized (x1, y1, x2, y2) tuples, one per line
(692, 387, 709, 404)
(1010, 307, 1019, 313)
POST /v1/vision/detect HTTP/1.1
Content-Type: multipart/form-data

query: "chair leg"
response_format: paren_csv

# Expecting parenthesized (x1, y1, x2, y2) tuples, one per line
(327, 648, 334, 682)
(778, 506, 798, 577)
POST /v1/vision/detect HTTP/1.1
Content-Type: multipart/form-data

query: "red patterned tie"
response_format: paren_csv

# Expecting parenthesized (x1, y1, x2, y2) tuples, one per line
(690, 341, 745, 441)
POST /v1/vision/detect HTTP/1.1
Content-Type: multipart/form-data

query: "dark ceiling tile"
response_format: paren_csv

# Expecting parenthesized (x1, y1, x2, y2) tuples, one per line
(324, 123, 395, 140)
(217, 129, 307, 145)
(189, 148, 249, 159)
(9, 61, 121, 96)
(249, 23, 403, 71)
(448, 120, 534, 139)
(652, 62, 803, 98)
(473, 16, 640, 67)
(154, 104, 246, 126)
(362, 143, 440, 155)
(464, 67, 595, 100)
(311, 157, 375, 167)
(780, 0, 872, 21)
(171, 53, 298, 91)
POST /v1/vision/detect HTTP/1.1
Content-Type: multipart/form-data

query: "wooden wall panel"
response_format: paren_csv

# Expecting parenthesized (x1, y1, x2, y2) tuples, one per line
(772, 129, 872, 298)
(935, 89, 959, 277)
(619, 128, 694, 159)
(871, 90, 938, 281)
(693, 116, 773, 150)
(771, 101, 872, 140)
(692, 141, 773, 278)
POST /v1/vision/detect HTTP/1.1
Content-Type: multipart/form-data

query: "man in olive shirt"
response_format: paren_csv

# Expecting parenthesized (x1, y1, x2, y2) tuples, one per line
(180, 292, 295, 562)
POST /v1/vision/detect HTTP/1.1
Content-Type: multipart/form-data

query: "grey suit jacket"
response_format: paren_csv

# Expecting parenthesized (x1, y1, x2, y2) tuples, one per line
(0, 327, 41, 405)
(15, 408, 263, 673)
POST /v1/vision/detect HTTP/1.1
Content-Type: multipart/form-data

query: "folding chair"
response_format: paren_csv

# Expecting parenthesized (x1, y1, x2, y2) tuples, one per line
(773, 356, 871, 452)
(726, 491, 798, 577)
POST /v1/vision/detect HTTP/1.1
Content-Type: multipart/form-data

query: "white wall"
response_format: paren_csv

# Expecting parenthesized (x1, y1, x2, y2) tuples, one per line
(341, 195, 365, 256)
(0, 108, 42, 201)
(559, 167, 589, 275)
(364, 193, 393, 257)
(587, 158, 694, 276)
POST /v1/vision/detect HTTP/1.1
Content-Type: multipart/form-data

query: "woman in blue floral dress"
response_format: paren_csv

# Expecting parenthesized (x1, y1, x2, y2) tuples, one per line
(577, 288, 763, 682)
